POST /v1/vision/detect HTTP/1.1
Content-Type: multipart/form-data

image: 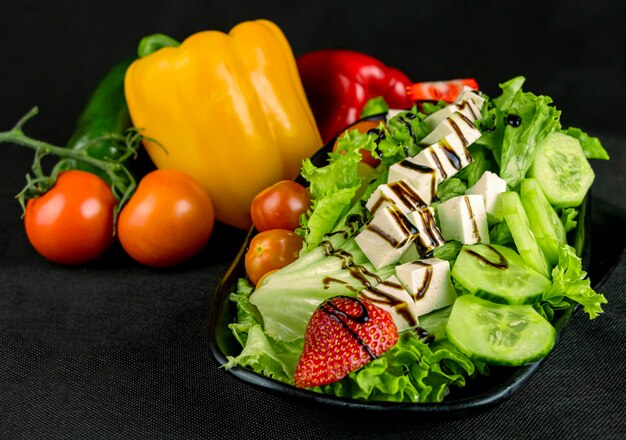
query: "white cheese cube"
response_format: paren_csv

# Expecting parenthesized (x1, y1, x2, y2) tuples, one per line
(419, 111, 482, 147)
(386, 109, 404, 124)
(437, 195, 490, 244)
(454, 86, 485, 110)
(359, 275, 419, 332)
(387, 160, 438, 205)
(412, 134, 473, 182)
(395, 258, 457, 317)
(466, 171, 508, 225)
(424, 100, 481, 130)
(406, 207, 445, 255)
(366, 180, 428, 215)
(355, 205, 418, 269)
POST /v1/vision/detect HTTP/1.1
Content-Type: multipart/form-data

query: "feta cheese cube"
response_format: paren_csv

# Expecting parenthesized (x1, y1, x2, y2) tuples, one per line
(437, 195, 489, 244)
(454, 86, 485, 110)
(406, 207, 445, 255)
(419, 111, 482, 147)
(355, 205, 418, 269)
(366, 180, 428, 215)
(466, 171, 508, 225)
(359, 275, 419, 332)
(412, 131, 474, 181)
(424, 99, 481, 130)
(387, 160, 438, 205)
(395, 258, 457, 317)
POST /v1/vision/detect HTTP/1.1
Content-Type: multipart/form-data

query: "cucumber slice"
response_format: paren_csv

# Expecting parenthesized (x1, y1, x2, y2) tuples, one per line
(451, 243, 550, 305)
(446, 295, 556, 366)
(528, 132, 594, 208)
(520, 178, 567, 267)
(497, 191, 550, 277)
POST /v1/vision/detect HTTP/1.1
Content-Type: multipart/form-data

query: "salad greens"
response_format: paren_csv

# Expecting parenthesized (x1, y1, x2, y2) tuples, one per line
(225, 76, 608, 404)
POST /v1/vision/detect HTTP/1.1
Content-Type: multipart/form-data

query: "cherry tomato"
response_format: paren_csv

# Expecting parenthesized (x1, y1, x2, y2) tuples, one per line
(24, 170, 116, 265)
(250, 180, 311, 232)
(332, 119, 381, 168)
(117, 169, 214, 268)
(245, 229, 303, 285)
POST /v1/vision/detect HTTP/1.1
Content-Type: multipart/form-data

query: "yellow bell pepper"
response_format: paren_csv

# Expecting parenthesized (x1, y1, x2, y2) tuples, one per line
(124, 20, 322, 229)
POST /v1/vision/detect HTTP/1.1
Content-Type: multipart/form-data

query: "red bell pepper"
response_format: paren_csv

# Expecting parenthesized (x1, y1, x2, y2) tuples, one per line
(407, 78, 478, 103)
(296, 50, 413, 143)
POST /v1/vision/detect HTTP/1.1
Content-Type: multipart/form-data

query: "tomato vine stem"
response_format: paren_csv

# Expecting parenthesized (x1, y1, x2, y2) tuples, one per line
(0, 106, 153, 229)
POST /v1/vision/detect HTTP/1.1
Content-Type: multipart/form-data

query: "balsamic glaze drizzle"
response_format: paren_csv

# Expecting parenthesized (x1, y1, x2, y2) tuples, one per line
(320, 297, 376, 360)
(465, 244, 509, 270)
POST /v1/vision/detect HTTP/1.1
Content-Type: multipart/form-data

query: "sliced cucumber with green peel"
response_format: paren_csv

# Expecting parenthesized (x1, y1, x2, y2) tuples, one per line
(451, 243, 550, 305)
(520, 178, 567, 267)
(446, 295, 556, 366)
(528, 132, 594, 208)
(497, 191, 550, 277)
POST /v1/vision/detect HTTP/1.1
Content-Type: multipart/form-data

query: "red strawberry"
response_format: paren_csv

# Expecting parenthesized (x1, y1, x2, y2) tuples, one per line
(294, 295, 398, 388)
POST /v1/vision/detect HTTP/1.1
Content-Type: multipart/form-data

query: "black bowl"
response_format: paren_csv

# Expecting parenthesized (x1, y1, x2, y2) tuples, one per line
(207, 115, 591, 416)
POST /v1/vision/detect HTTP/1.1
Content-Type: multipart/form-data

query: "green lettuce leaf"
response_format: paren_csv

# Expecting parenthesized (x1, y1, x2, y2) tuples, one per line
(317, 332, 478, 403)
(250, 237, 395, 341)
(361, 96, 389, 118)
(299, 130, 371, 249)
(542, 244, 607, 319)
(497, 81, 562, 189)
(560, 208, 578, 233)
(564, 127, 609, 160)
(489, 221, 515, 247)
(225, 279, 303, 382)
(432, 241, 463, 267)
(436, 178, 467, 202)
(456, 144, 498, 187)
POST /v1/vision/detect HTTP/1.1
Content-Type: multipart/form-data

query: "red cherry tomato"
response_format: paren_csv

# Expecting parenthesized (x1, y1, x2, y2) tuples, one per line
(332, 119, 381, 168)
(24, 170, 116, 265)
(250, 181, 311, 232)
(117, 169, 214, 268)
(245, 229, 303, 285)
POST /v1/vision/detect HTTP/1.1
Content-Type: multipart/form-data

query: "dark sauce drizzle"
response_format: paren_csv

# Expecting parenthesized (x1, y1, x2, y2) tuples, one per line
(457, 100, 479, 120)
(411, 261, 433, 300)
(348, 265, 383, 288)
(367, 207, 417, 249)
(367, 128, 386, 145)
(390, 181, 427, 210)
(371, 181, 427, 215)
(322, 277, 358, 292)
(320, 297, 376, 360)
(449, 119, 468, 147)
(438, 139, 463, 170)
(465, 244, 509, 270)
(415, 327, 435, 344)
(464, 195, 481, 243)
(428, 150, 448, 180)
(506, 114, 522, 127)
(398, 115, 417, 144)
(360, 282, 417, 327)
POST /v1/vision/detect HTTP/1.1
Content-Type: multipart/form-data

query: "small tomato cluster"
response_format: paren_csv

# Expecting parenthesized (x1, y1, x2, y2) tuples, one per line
(25, 169, 215, 268)
(244, 180, 311, 285)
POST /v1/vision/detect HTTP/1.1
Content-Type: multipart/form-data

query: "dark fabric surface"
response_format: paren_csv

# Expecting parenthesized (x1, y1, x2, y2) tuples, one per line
(1, 1, 625, 438)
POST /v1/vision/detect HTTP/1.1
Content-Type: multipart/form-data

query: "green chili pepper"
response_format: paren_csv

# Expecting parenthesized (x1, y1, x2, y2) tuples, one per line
(65, 58, 133, 182)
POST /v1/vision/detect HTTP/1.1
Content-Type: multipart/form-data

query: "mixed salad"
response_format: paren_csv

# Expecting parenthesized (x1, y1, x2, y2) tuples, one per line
(224, 77, 608, 403)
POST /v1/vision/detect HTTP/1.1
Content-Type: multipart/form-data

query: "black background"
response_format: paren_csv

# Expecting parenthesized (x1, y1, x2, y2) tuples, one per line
(1, 1, 625, 439)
